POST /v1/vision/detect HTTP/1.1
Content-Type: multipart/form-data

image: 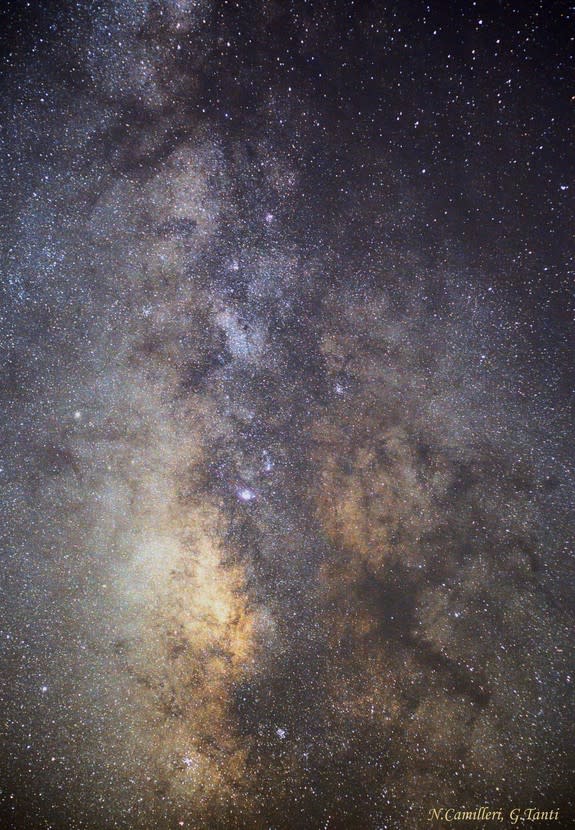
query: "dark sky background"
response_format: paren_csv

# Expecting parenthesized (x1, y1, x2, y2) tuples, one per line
(0, 1, 574, 828)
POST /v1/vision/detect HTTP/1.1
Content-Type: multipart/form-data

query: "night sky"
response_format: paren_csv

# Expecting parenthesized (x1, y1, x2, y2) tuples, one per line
(1, 1, 574, 828)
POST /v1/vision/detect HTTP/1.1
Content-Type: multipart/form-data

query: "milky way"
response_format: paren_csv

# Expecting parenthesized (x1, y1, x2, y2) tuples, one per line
(1, 2, 574, 828)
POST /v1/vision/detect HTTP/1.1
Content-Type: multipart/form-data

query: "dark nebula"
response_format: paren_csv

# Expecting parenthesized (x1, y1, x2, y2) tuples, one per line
(0, 1, 574, 828)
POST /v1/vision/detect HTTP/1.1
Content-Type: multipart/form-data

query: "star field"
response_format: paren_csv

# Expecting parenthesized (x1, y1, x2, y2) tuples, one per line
(0, 1, 574, 828)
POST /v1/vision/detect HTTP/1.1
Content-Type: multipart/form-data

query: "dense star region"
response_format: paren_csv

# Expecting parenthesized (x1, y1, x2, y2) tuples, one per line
(0, 1, 574, 828)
